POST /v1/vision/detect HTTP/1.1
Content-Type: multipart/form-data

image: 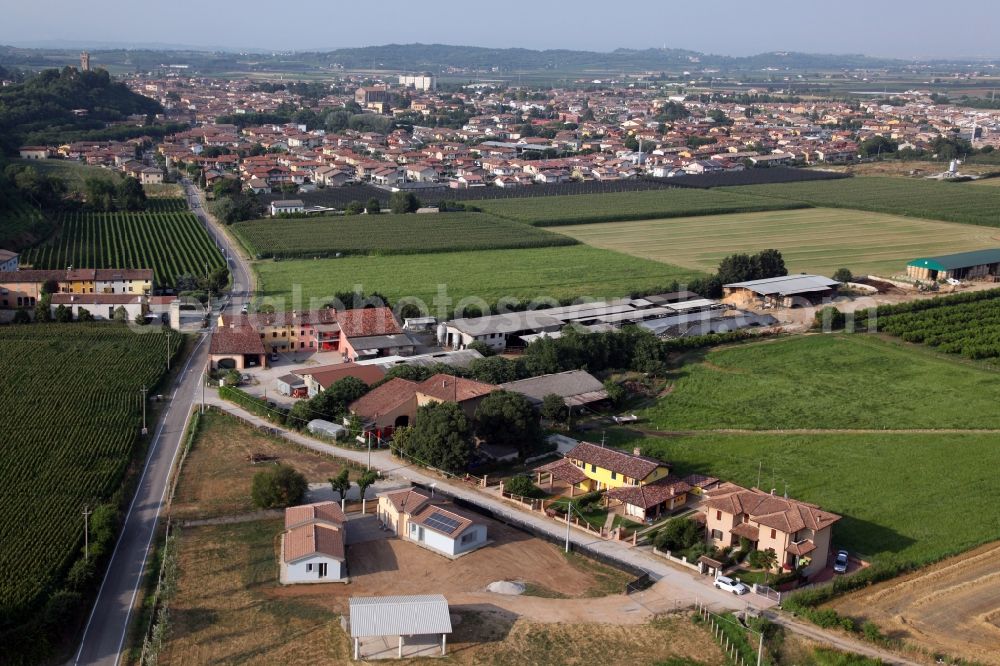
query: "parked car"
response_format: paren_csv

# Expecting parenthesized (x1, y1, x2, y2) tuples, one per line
(240, 304, 249, 314)
(270, 352, 279, 362)
(714, 576, 749, 595)
(833, 549, 849, 574)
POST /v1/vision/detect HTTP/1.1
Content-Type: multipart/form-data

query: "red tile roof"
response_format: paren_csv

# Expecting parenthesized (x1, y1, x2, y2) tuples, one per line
(349, 378, 418, 418)
(298, 364, 386, 390)
(416, 374, 497, 403)
(702, 483, 841, 534)
(284, 501, 345, 529)
(209, 324, 266, 356)
(566, 442, 667, 481)
(606, 476, 691, 510)
(381, 487, 432, 514)
(283, 522, 345, 563)
(336, 307, 402, 338)
(533, 458, 588, 485)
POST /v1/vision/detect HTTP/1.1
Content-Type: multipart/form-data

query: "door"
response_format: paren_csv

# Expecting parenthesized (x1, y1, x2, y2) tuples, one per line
(317, 562, 328, 578)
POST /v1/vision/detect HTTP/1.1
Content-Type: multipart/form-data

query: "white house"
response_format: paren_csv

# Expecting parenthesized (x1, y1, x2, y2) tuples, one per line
(377, 487, 488, 558)
(281, 501, 347, 583)
(270, 199, 305, 216)
(49, 293, 147, 321)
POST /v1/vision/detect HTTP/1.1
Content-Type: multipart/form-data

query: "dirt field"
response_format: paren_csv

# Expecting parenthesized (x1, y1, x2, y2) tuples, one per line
(821, 160, 1000, 178)
(171, 411, 358, 521)
(829, 541, 1000, 664)
(554, 207, 1000, 278)
(159, 517, 716, 665)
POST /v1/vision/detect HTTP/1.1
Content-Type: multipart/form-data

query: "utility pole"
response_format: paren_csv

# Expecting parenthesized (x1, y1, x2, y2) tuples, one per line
(141, 385, 147, 435)
(165, 331, 172, 371)
(757, 628, 764, 666)
(83, 505, 92, 560)
(201, 370, 206, 415)
(367, 430, 372, 471)
(565, 500, 572, 553)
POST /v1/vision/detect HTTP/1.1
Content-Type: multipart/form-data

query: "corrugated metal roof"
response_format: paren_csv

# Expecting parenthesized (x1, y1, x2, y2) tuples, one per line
(724, 274, 839, 296)
(907, 249, 1000, 271)
(349, 594, 452, 638)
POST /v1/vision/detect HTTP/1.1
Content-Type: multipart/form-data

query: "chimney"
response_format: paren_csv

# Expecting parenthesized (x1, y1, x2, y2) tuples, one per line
(633, 447, 641, 456)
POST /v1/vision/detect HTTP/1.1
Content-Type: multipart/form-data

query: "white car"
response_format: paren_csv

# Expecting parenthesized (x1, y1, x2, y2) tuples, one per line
(833, 549, 849, 574)
(714, 576, 749, 595)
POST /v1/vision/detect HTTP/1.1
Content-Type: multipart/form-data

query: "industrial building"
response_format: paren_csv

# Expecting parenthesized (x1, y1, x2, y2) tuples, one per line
(906, 249, 1000, 282)
(722, 275, 840, 308)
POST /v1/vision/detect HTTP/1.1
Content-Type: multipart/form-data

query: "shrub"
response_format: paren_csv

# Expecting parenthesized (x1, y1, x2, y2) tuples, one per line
(504, 475, 544, 498)
(654, 517, 703, 552)
(251, 465, 307, 509)
(861, 621, 882, 642)
(833, 267, 854, 282)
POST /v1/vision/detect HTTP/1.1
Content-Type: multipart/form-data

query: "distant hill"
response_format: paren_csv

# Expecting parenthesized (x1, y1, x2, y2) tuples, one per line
(0, 42, 910, 77)
(0, 66, 163, 152)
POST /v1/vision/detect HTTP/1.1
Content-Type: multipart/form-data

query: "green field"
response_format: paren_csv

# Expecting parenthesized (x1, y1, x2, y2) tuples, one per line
(642, 334, 1000, 430)
(256, 245, 704, 311)
(0, 197, 56, 252)
(232, 212, 577, 259)
(470, 188, 807, 226)
(21, 200, 226, 288)
(12, 158, 120, 194)
(723, 176, 1000, 228)
(629, 430, 1000, 566)
(553, 208, 997, 277)
(0, 324, 180, 625)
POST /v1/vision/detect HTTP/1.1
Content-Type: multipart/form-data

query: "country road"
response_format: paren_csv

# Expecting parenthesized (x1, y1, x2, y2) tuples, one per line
(72, 181, 252, 666)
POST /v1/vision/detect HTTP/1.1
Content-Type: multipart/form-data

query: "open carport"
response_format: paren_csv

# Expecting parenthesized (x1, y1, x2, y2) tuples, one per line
(348, 594, 452, 660)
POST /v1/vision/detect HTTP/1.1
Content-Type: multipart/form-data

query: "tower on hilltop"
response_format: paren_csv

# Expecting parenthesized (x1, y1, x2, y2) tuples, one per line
(80, 51, 91, 72)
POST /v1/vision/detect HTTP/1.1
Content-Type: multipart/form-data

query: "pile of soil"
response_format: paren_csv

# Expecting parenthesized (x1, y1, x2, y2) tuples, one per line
(486, 581, 525, 595)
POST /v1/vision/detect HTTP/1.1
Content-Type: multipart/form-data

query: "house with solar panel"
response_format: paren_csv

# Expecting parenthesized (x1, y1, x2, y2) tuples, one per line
(377, 487, 488, 558)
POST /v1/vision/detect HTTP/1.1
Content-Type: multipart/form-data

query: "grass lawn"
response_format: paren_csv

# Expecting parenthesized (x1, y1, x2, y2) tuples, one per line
(255, 245, 704, 312)
(553, 207, 998, 277)
(232, 211, 576, 258)
(172, 411, 356, 521)
(642, 334, 1000, 430)
(13, 157, 119, 193)
(722, 176, 1000, 228)
(626, 430, 1000, 567)
(470, 187, 806, 226)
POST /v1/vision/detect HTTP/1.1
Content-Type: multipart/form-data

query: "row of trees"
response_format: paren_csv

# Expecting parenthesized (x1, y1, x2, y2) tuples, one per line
(83, 175, 146, 212)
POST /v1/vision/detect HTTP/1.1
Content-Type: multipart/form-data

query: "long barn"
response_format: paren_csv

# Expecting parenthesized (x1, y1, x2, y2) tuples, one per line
(906, 249, 1000, 282)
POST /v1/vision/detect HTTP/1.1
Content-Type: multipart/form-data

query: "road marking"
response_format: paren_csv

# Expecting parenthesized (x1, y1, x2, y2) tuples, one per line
(74, 334, 208, 665)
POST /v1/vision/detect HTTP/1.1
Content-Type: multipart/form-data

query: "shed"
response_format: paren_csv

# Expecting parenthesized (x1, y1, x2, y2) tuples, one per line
(348, 594, 453, 660)
(275, 373, 306, 396)
(501, 369, 608, 408)
(722, 274, 840, 308)
(906, 248, 1000, 281)
(307, 419, 347, 440)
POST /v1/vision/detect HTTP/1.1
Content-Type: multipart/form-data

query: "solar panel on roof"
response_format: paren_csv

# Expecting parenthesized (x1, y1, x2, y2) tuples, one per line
(423, 512, 461, 534)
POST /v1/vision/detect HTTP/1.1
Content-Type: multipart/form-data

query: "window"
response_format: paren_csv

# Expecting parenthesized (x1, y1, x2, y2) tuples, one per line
(305, 563, 313, 572)
(743, 514, 749, 524)
(711, 529, 723, 540)
(716, 510, 722, 521)
(610, 471, 617, 480)
(770, 528, 776, 539)
(461, 532, 476, 544)
(590, 464, 597, 473)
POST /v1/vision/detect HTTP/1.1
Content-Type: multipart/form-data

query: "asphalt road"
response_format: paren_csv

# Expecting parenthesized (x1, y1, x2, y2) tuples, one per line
(72, 182, 252, 666)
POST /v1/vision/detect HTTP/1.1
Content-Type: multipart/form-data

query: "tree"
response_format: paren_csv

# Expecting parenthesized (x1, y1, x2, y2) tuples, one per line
(474, 391, 543, 458)
(389, 191, 421, 214)
(858, 135, 897, 158)
(344, 200, 364, 215)
(251, 464, 307, 509)
(410, 401, 473, 472)
(631, 333, 668, 376)
(34, 294, 51, 322)
(133, 310, 147, 326)
(716, 253, 756, 284)
(328, 469, 351, 501)
(751, 249, 787, 280)
(117, 176, 146, 211)
(504, 475, 543, 498)
(365, 197, 381, 214)
(12, 308, 31, 324)
(76, 307, 94, 322)
(468, 356, 518, 384)
(653, 517, 703, 552)
(223, 369, 242, 386)
(603, 379, 626, 406)
(466, 340, 495, 357)
(85, 177, 117, 211)
(541, 393, 567, 423)
(54, 304, 72, 323)
(113, 306, 128, 323)
(356, 469, 378, 502)
(42, 278, 60, 295)
(833, 267, 854, 283)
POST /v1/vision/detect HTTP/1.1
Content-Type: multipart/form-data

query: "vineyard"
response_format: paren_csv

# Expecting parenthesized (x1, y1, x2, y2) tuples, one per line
(20, 199, 225, 287)
(723, 176, 1000, 228)
(0, 196, 56, 251)
(469, 187, 807, 226)
(857, 288, 1000, 360)
(0, 323, 181, 626)
(232, 212, 577, 258)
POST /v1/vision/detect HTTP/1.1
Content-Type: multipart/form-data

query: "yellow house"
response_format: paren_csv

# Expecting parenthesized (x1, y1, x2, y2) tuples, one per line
(564, 442, 670, 492)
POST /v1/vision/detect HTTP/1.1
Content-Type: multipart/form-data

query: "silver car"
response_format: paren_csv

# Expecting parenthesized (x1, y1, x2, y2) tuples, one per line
(833, 549, 849, 574)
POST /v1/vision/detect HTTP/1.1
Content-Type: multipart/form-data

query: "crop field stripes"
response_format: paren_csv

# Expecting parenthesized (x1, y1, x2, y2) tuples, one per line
(21, 201, 225, 287)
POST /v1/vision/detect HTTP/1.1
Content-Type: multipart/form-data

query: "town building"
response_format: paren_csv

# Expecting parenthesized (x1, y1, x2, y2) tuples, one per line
(398, 74, 436, 91)
(18, 146, 51, 160)
(0, 250, 19, 272)
(0, 268, 153, 310)
(280, 501, 347, 583)
(536, 442, 672, 493)
(49, 293, 146, 321)
(906, 249, 1000, 282)
(702, 483, 841, 578)
(270, 199, 305, 216)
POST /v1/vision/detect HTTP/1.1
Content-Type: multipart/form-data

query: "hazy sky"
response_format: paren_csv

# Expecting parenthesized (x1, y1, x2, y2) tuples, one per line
(4, 0, 998, 59)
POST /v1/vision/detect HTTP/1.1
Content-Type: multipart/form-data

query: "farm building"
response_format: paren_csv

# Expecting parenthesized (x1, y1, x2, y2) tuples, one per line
(270, 199, 305, 216)
(722, 274, 840, 308)
(49, 293, 147, 321)
(275, 373, 306, 396)
(280, 501, 347, 584)
(377, 487, 488, 558)
(307, 419, 347, 440)
(0, 268, 153, 310)
(347, 594, 453, 660)
(209, 322, 267, 370)
(349, 374, 497, 436)
(293, 363, 386, 398)
(905, 249, 1000, 282)
(500, 370, 608, 409)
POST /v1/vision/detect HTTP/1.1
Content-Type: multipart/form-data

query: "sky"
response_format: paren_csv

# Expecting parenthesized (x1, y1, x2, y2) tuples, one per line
(3, 0, 999, 59)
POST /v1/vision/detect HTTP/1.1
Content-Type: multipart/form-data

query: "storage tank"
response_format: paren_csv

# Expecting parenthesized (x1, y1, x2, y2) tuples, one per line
(436, 322, 448, 346)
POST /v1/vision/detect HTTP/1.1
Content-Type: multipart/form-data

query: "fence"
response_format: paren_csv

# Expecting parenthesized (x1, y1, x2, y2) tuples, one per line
(625, 572, 652, 594)
(696, 601, 766, 666)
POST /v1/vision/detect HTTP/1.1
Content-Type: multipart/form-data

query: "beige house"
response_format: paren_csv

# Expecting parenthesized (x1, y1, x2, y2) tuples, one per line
(701, 483, 841, 578)
(377, 487, 488, 558)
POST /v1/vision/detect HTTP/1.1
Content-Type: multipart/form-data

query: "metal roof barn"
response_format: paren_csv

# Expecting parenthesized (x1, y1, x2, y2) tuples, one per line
(348, 594, 452, 638)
